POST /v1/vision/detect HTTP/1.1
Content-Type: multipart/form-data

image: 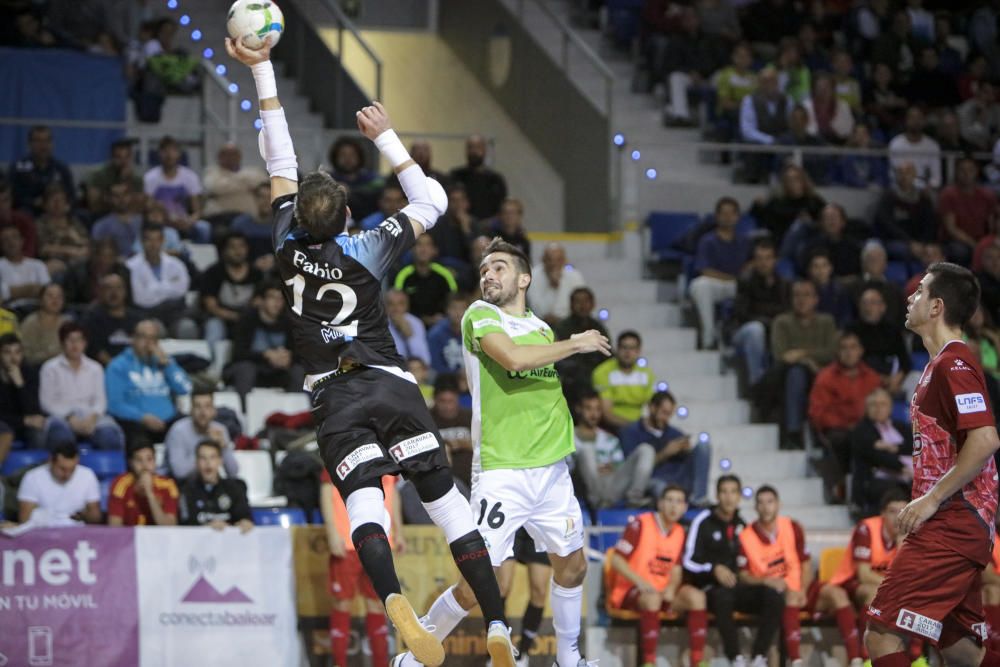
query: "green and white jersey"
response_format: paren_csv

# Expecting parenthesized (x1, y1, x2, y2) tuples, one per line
(461, 299, 575, 473)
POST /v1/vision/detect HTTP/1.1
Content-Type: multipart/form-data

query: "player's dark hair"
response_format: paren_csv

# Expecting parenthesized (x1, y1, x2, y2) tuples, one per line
(755, 484, 779, 500)
(649, 390, 676, 408)
(128, 442, 154, 459)
(880, 487, 910, 510)
(141, 222, 165, 238)
(191, 389, 214, 402)
(617, 330, 642, 347)
(715, 196, 740, 216)
(482, 237, 531, 277)
(254, 277, 283, 299)
(433, 373, 460, 395)
(50, 441, 79, 460)
(58, 321, 85, 344)
(196, 439, 222, 456)
(926, 262, 981, 328)
(660, 484, 688, 501)
(295, 171, 349, 240)
(0, 333, 21, 350)
(717, 474, 742, 495)
(752, 238, 776, 255)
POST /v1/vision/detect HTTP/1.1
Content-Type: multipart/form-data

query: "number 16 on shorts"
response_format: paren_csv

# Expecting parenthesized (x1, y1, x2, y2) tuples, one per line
(477, 499, 505, 529)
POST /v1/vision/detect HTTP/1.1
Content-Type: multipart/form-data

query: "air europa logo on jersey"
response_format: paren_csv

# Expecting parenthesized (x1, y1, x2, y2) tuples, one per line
(507, 368, 559, 380)
(292, 250, 343, 280)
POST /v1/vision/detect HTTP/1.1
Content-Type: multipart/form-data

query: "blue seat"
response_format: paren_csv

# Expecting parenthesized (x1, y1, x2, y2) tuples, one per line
(776, 257, 798, 280)
(892, 400, 911, 424)
(735, 213, 758, 237)
(885, 261, 909, 287)
(252, 507, 307, 527)
(911, 350, 930, 371)
(80, 450, 125, 480)
(99, 478, 112, 512)
(11, 439, 26, 451)
(1, 449, 48, 477)
(646, 211, 700, 262)
(311, 508, 324, 525)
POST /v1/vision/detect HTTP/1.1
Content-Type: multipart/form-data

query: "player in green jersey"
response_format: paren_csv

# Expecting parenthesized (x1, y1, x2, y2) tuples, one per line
(392, 238, 610, 667)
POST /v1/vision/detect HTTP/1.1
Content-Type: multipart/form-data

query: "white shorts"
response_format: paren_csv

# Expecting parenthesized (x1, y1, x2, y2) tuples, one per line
(470, 460, 585, 567)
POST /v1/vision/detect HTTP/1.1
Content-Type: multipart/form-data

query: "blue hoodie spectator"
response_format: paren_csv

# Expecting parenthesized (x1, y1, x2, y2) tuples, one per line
(105, 320, 191, 448)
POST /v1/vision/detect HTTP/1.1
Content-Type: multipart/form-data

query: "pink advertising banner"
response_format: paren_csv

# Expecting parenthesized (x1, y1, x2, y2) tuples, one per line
(0, 527, 139, 667)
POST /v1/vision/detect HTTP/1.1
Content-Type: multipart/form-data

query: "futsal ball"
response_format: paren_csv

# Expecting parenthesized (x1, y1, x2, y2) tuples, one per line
(227, 0, 284, 50)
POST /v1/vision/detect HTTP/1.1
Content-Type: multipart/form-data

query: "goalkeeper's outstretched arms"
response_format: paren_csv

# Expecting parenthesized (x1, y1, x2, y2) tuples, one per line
(225, 36, 298, 203)
(356, 101, 447, 239)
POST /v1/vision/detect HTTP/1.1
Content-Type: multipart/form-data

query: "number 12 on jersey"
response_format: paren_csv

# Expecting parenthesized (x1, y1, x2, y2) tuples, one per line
(284, 273, 359, 337)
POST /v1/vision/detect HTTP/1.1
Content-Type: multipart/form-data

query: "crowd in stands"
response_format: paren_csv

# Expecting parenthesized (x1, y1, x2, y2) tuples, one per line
(625, 1, 1000, 189)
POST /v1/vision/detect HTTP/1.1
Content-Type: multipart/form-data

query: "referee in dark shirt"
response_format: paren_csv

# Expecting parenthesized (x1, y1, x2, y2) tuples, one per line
(179, 440, 253, 532)
(683, 474, 782, 665)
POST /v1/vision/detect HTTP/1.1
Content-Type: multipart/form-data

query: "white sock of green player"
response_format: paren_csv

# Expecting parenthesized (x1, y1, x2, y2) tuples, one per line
(550, 580, 583, 666)
(422, 585, 468, 641)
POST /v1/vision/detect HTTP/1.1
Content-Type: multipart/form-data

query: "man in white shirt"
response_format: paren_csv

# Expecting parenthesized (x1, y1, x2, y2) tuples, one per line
(163, 390, 238, 480)
(17, 442, 102, 526)
(0, 225, 49, 308)
(39, 322, 124, 451)
(528, 243, 586, 325)
(572, 390, 655, 509)
(143, 135, 211, 242)
(125, 223, 197, 338)
(888, 107, 942, 189)
(203, 143, 267, 217)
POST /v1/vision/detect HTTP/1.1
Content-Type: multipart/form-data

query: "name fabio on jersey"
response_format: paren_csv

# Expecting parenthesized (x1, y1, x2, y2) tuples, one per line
(293, 249, 344, 281)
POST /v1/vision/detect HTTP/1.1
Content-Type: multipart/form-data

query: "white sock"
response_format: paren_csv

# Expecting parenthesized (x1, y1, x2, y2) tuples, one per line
(423, 585, 468, 642)
(550, 579, 583, 666)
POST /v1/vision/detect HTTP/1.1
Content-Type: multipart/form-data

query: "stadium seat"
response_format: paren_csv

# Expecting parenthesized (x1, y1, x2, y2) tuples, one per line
(311, 508, 324, 524)
(892, 399, 911, 424)
(233, 449, 286, 507)
(99, 478, 112, 512)
(177, 390, 245, 427)
(735, 213, 758, 237)
(911, 350, 930, 371)
(818, 546, 846, 583)
(645, 212, 700, 262)
(80, 450, 126, 480)
(776, 258, 797, 280)
(11, 439, 26, 451)
(1, 449, 48, 477)
(252, 506, 307, 527)
(245, 389, 310, 436)
(186, 242, 218, 273)
(885, 261, 909, 287)
(160, 339, 212, 366)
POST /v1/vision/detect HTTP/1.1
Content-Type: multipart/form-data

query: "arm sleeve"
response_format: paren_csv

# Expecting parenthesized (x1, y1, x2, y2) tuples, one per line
(405, 316, 432, 365)
(16, 470, 40, 503)
(166, 258, 190, 300)
(941, 358, 997, 432)
(38, 363, 61, 417)
(852, 524, 873, 563)
(682, 510, 715, 575)
(228, 480, 252, 523)
(163, 359, 192, 396)
(105, 361, 144, 421)
(614, 518, 643, 558)
(164, 424, 193, 479)
(346, 214, 418, 281)
(463, 305, 505, 347)
(108, 479, 126, 519)
(740, 96, 773, 145)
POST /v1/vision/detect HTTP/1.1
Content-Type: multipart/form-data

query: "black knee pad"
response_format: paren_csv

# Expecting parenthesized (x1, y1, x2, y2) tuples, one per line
(410, 467, 455, 504)
(351, 522, 391, 555)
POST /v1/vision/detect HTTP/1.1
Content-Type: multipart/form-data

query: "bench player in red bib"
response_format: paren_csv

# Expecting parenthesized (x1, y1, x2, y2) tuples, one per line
(865, 263, 1000, 667)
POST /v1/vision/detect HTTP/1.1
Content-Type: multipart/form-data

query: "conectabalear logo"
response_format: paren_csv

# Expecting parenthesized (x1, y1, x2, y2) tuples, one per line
(180, 556, 252, 604)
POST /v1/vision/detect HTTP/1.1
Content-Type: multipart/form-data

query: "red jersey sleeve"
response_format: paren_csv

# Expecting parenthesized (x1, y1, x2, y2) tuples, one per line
(320, 468, 332, 485)
(852, 523, 873, 563)
(108, 474, 127, 519)
(792, 520, 810, 563)
(614, 519, 643, 558)
(158, 479, 179, 518)
(938, 352, 996, 433)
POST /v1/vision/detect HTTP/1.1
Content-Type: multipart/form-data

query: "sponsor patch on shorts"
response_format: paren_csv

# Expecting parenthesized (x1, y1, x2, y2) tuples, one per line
(956, 392, 987, 414)
(973, 622, 989, 641)
(389, 432, 439, 462)
(336, 443, 383, 480)
(895, 609, 943, 641)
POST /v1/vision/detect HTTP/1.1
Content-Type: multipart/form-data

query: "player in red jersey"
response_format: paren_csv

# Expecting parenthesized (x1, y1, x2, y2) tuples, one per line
(865, 263, 1000, 667)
